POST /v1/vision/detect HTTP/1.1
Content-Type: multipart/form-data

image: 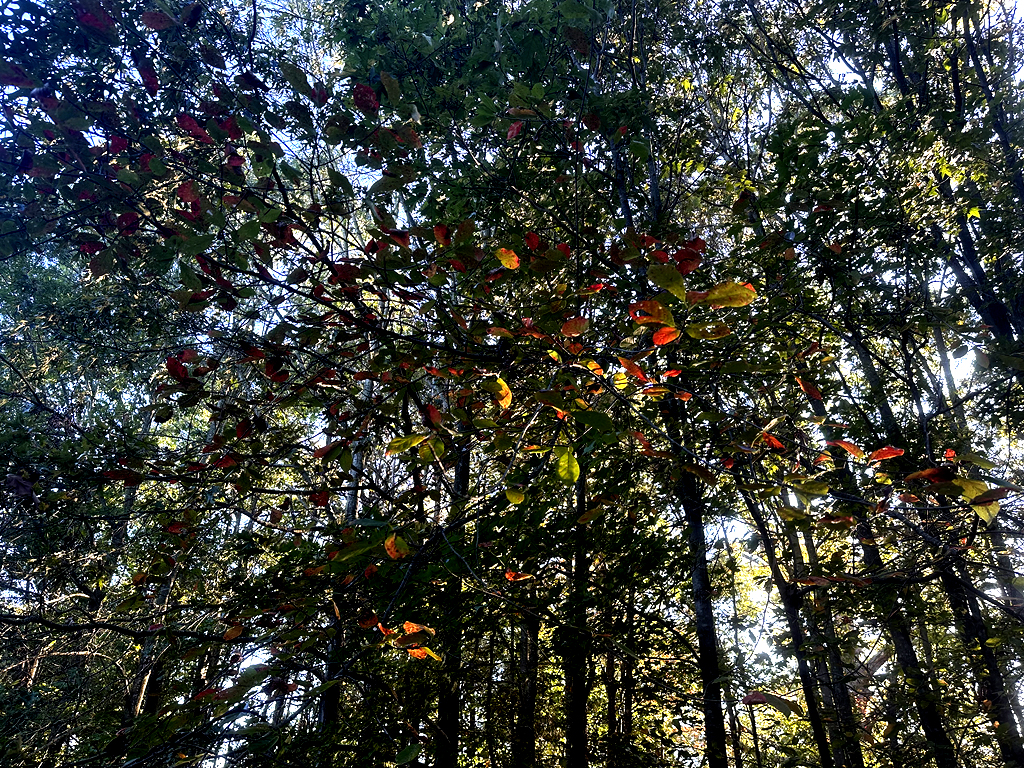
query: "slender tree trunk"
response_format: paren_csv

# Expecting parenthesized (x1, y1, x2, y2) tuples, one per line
(436, 444, 470, 768)
(940, 559, 1024, 768)
(564, 471, 590, 768)
(679, 468, 729, 768)
(741, 492, 834, 768)
(511, 597, 540, 768)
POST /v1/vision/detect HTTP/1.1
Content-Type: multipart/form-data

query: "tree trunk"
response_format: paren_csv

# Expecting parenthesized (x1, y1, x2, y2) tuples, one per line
(679, 469, 729, 768)
(564, 471, 590, 768)
(940, 559, 1024, 768)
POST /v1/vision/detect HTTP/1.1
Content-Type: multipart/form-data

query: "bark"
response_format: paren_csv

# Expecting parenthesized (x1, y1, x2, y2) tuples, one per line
(435, 445, 470, 768)
(564, 471, 590, 768)
(741, 492, 834, 768)
(679, 469, 729, 768)
(940, 560, 1024, 768)
(511, 599, 540, 768)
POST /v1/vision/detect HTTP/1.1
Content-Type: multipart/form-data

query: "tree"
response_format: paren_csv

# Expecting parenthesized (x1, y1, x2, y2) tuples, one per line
(2, 0, 1024, 765)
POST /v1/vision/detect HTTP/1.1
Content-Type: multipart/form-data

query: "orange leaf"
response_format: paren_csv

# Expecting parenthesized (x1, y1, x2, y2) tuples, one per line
(496, 248, 520, 269)
(653, 327, 681, 345)
(795, 377, 822, 400)
(384, 533, 411, 559)
(617, 357, 649, 383)
(760, 432, 785, 451)
(628, 300, 674, 327)
(505, 570, 533, 582)
(561, 316, 589, 337)
(223, 624, 244, 641)
(869, 446, 904, 462)
(407, 647, 429, 659)
(826, 440, 864, 459)
(906, 467, 955, 483)
(402, 621, 434, 635)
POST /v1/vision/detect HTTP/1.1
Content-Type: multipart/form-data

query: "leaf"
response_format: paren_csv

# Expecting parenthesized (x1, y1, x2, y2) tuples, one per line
(494, 377, 512, 409)
(905, 467, 956, 483)
(395, 745, 422, 764)
(507, 121, 525, 140)
(505, 489, 525, 505)
(140, 10, 177, 29)
(826, 440, 865, 459)
(742, 692, 768, 705)
(561, 316, 589, 337)
(869, 446, 904, 462)
(380, 71, 402, 104)
(554, 447, 580, 484)
(629, 300, 674, 327)
(353, 83, 379, 113)
(0, 62, 36, 88)
(970, 487, 1010, 505)
(572, 410, 615, 432)
(386, 434, 428, 455)
(795, 377, 822, 400)
(384, 533, 411, 559)
(617, 357, 649, 382)
(496, 248, 520, 269)
(762, 692, 802, 718)
(505, 569, 533, 581)
(707, 281, 757, 307)
(223, 624, 244, 641)
(653, 327, 681, 345)
(647, 263, 687, 300)
(685, 322, 731, 340)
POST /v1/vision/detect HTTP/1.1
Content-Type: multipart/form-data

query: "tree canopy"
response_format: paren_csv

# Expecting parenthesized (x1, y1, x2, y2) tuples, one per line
(2, 0, 1024, 766)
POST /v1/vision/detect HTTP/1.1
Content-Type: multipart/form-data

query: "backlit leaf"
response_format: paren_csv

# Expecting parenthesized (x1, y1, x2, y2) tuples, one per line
(384, 533, 411, 559)
(386, 434, 428, 455)
(869, 446, 904, 462)
(496, 248, 520, 269)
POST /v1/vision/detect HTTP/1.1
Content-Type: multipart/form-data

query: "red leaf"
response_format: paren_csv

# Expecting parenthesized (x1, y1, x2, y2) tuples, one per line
(212, 454, 237, 469)
(525, 231, 540, 250)
(652, 327, 681, 346)
(868, 446, 904, 462)
(686, 290, 710, 304)
(507, 121, 524, 140)
(433, 224, 451, 246)
(166, 356, 189, 380)
(177, 180, 200, 203)
(309, 491, 330, 507)
(388, 229, 410, 248)
(313, 441, 343, 459)
(140, 10, 177, 29)
(742, 692, 768, 705)
(673, 249, 701, 275)
(944, 448, 957, 459)
(760, 432, 785, 451)
(556, 243, 571, 258)
(971, 487, 1010, 505)
(0, 63, 36, 88)
(561, 316, 589, 337)
(353, 83, 379, 114)
(176, 114, 213, 143)
(505, 570, 532, 582)
(423, 404, 444, 428)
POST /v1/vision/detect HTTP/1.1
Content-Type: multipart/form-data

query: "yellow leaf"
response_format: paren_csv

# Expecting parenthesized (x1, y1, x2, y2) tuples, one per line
(496, 248, 519, 269)
(505, 489, 525, 505)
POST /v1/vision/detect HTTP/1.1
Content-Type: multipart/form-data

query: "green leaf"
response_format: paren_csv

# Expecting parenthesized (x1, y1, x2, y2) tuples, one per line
(395, 744, 422, 765)
(386, 434, 428, 455)
(572, 410, 615, 432)
(554, 447, 580, 484)
(647, 263, 688, 300)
